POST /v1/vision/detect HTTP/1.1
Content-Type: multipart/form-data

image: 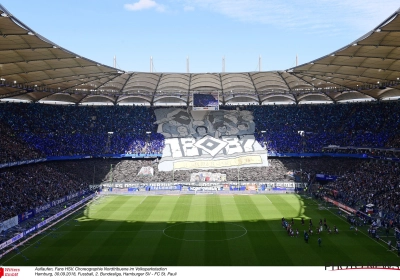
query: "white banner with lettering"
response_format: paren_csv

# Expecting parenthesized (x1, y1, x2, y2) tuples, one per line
(158, 135, 268, 171)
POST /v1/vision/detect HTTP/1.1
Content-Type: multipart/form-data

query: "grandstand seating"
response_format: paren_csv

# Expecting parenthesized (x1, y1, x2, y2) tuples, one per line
(1, 101, 400, 163)
(1, 101, 400, 230)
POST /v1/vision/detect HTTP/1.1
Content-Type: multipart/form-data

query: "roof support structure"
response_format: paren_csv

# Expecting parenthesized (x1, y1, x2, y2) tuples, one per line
(277, 72, 295, 104)
(186, 74, 192, 106)
(1, 3, 400, 105)
(218, 74, 225, 105)
(0, 89, 30, 100)
(150, 74, 163, 106)
(290, 73, 336, 103)
(248, 73, 261, 105)
(293, 72, 378, 101)
(120, 72, 134, 94)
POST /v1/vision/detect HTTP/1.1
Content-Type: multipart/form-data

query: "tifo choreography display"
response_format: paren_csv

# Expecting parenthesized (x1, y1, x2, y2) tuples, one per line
(154, 108, 268, 171)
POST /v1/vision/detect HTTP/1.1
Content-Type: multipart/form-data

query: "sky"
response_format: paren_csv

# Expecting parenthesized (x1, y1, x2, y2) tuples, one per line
(1, 0, 399, 73)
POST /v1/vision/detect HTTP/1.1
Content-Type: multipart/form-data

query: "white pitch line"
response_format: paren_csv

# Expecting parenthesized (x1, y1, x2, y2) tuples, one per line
(139, 197, 147, 204)
(264, 195, 272, 203)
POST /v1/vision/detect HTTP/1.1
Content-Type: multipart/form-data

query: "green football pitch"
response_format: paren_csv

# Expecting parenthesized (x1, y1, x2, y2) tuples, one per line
(1, 194, 398, 266)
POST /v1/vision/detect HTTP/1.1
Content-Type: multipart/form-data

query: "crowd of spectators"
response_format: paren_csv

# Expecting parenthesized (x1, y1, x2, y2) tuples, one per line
(102, 158, 296, 183)
(0, 103, 164, 161)
(0, 157, 363, 222)
(319, 160, 400, 228)
(322, 146, 400, 159)
(249, 101, 400, 153)
(1, 101, 400, 164)
(1, 155, 400, 236)
(0, 122, 44, 163)
(2, 101, 400, 231)
(0, 162, 91, 222)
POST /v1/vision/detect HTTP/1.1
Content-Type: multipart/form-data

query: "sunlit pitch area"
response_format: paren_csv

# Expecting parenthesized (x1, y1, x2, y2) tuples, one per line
(2, 194, 399, 266)
(83, 195, 305, 223)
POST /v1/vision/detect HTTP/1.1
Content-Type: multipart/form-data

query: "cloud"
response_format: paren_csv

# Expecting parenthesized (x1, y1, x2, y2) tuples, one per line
(124, 0, 165, 12)
(184, 6, 195, 12)
(178, 0, 400, 34)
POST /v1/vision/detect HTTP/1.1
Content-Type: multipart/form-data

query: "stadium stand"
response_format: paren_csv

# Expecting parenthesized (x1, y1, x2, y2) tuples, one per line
(0, 103, 163, 159)
(0, 122, 45, 164)
(318, 160, 400, 228)
(1, 101, 400, 162)
(0, 162, 91, 222)
(2, 101, 399, 236)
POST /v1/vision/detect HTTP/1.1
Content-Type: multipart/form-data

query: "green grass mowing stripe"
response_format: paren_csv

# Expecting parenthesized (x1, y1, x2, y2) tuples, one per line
(186, 195, 207, 222)
(88, 196, 131, 219)
(224, 225, 261, 266)
(250, 195, 294, 220)
(1, 209, 91, 266)
(176, 196, 208, 266)
(219, 195, 243, 222)
(280, 194, 305, 218)
(118, 226, 168, 266)
(76, 196, 165, 266)
(34, 196, 161, 265)
(145, 196, 181, 223)
(290, 197, 399, 265)
(57, 196, 160, 265)
(98, 196, 144, 221)
(267, 195, 302, 220)
(232, 195, 296, 266)
(205, 195, 224, 222)
(5, 194, 399, 266)
(51, 203, 138, 265)
(149, 195, 193, 266)
(203, 195, 231, 266)
(75, 228, 134, 266)
(79, 224, 164, 266)
(317, 200, 400, 263)
(252, 196, 340, 266)
(176, 231, 206, 266)
(223, 196, 264, 265)
(118, 196, 163, 222)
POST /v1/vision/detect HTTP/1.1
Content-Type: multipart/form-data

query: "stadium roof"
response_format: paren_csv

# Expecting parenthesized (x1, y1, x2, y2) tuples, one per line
(1, 5, 400, 106)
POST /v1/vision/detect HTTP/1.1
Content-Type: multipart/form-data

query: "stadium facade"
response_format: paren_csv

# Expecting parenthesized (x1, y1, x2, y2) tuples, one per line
(0, 5, 400, 105)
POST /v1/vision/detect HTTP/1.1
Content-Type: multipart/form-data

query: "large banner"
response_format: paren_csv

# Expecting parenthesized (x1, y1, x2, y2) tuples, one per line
(154, 108, 255, 139)
(323, 197, 357, 214)
(137, 166, 154, 176)
(190, 172, 226, 182)
(97, 181, 302, 189)
(154, 108, 267, 171)
(158, 135, 268, 171)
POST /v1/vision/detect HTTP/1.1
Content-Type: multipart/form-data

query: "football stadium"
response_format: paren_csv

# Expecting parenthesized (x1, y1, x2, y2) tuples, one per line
(1, 2, 400, 270)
